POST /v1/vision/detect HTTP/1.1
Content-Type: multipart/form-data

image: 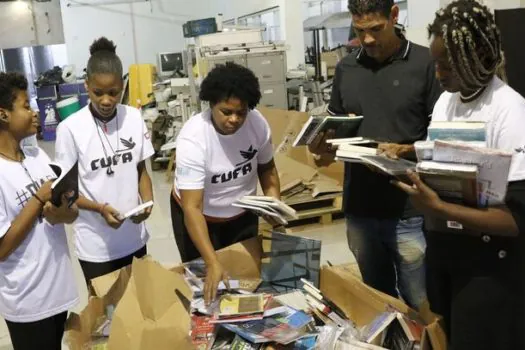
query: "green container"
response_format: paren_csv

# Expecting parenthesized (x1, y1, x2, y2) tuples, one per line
(56, 96, 81, 121)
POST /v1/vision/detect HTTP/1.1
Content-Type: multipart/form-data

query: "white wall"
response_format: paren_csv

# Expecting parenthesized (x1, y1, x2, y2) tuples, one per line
(0, 0, 64, 50)
(210, 0, 278, 21)
(60, 0, 213, 73)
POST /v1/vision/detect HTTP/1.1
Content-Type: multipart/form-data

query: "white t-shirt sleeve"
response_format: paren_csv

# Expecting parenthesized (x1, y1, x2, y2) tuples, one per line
(257, 114, 274, 165)
(55, 123, 78, 170)
(175, 137, 206, 190)
(140, 120, 155, 162)
(0, 190, 10, 239)
(493, 102, 525, 182)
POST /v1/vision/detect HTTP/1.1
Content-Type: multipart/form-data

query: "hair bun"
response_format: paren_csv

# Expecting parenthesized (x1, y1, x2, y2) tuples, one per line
(89, 37, 117, 55)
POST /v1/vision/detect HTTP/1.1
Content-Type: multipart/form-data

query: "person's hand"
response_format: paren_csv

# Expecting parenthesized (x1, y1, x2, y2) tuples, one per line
(99, 203, 124, 229)
(204, 261, 230, 306)
(36, 180, 54, 203)
(377, 143, 410, 160)
(392, 170, 444, 215)
(43, 195, 79, 225)
(130, 205, 153, 224)
(308, 130, 336, 155)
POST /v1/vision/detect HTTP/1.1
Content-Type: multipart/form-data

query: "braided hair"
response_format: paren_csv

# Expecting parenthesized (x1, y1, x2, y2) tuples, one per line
(428, 0, 506, 91)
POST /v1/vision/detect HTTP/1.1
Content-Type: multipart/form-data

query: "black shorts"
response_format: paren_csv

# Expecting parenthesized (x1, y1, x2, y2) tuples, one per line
(6, 312, 67, 350)
(170, 195, 258, 263)
(426, 231, 525, 350)
(79, 245, 147, 283)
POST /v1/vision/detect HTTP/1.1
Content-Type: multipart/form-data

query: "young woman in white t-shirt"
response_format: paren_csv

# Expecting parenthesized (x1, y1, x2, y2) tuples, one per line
(0, 73, 79, 349)
(395, 2, 525, 349)
(172, 62, 281, 304)
(55, 37, 155, 283)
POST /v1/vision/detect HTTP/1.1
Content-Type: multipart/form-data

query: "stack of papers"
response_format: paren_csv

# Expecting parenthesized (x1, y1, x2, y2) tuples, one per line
(233, 196, 298, 226)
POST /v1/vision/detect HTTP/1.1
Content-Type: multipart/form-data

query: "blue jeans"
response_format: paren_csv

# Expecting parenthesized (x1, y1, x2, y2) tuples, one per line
(346, 215, 427, 309)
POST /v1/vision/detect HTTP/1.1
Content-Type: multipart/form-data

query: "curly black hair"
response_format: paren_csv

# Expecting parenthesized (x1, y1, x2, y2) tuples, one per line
(348, 0, 394, 17)
(0, 72, 28, 111)
(428, 0, 504, 90)
(199, 62, 261, 110)
(87, 37, 123, 78)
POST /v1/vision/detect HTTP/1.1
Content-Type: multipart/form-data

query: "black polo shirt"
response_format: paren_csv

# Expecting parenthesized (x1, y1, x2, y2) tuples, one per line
(329, 38, 442, 219)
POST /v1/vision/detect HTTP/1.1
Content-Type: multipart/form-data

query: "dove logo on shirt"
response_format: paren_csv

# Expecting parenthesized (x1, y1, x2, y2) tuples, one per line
(90, 137, 136, 171)
(212, 146, 258, 184)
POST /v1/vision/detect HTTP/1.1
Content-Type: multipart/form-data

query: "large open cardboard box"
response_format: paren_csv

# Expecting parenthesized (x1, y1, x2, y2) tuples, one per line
(258, 107, 345, 185)
(66, 237, 446, 349)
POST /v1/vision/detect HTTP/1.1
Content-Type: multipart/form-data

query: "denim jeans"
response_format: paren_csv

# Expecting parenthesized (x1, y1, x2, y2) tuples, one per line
(346, 215, 427, 309)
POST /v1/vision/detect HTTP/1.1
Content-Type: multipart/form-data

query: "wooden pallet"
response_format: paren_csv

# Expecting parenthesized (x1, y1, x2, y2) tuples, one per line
(260, 193, 344, 233)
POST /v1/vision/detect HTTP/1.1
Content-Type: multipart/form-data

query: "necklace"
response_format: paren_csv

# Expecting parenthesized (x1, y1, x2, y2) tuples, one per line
(460, 87, 486, 103)
(92, 114, 120, 176)
(0, 150, 41, 199)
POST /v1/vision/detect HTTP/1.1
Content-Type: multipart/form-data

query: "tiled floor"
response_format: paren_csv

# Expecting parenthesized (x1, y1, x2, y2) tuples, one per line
(0, 141, 356, 349)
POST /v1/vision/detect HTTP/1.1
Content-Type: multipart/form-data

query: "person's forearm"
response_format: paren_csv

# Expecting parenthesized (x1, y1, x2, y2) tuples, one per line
(0, 198, 43, 260)
(77, 195, 103, 213)
(139, 168, 154, 202)
(435, 202, 519, 237)
(258, 163, 281, 200)
(183, 208, 218, 265)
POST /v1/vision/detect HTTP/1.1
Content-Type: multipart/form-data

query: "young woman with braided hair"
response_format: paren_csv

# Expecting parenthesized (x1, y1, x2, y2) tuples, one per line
(395, 1, 525, 349)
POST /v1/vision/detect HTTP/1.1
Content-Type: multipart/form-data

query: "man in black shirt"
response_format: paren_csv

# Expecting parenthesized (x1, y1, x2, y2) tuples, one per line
(309, 0, 441, 309)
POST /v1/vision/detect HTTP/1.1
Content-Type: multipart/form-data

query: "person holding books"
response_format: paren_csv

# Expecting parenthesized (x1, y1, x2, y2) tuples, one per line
(0, 72, 79, 349)
(394, 1, 525, 349)
(55, 37, 155, 283)
(172, 62, 281, 304)
(308, 0, 442, 310)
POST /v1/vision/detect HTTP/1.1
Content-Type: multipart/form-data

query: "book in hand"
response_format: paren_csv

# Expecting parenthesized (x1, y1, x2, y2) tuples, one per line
(233, 196, 298, 226)
(428, 121, 486, 142)
(432, 140, 512, 205)
(416, 161, 480, 207)
(293, 115, 363, 147)
(49, 161, 79, 208)
(327, 137, 379, 148)
(336, 150, 416, 177)
(117, 201, 154, 220)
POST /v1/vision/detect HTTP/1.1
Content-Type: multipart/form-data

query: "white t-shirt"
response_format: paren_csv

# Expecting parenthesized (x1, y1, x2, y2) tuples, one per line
(431, 77, 525, 182)
(55, 105, 155, 262)
(0, 148, 78, 322)
(174, 109, 274, 218)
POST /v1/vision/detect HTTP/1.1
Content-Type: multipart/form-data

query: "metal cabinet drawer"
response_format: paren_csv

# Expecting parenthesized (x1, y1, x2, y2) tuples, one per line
(207, 55, 247, 71)
(247, 52, 286, 84)
(259, 83, 287, 109)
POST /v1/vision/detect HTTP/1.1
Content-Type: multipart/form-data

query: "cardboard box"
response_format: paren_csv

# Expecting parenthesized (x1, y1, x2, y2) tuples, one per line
(65, 258, 194, 350)
(258, 107, 345, 185)
(67, 238, 446, 350)
(320, 265, 447, 350)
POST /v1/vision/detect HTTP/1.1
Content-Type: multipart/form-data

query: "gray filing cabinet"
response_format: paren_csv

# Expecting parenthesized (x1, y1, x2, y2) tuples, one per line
(207, 56, 247, 71)
(248, 52, 287, 109)
(204, 51, 288, 109)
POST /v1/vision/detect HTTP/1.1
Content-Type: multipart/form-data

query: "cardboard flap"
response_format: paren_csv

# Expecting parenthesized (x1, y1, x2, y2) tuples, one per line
(91, 265, 132, 298)
(425, 319, 448, 350)
(138, 320, 193, 350)
(215, 236, 262, 279)
(320, 266, 411, 327)
(65, 297, 105, 350)
(257, 107, 309, 155)
(131, 257, 193, 321)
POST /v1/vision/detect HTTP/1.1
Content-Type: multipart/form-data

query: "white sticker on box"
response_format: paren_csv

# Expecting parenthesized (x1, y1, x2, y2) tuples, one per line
(264, 89, 274, 94)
